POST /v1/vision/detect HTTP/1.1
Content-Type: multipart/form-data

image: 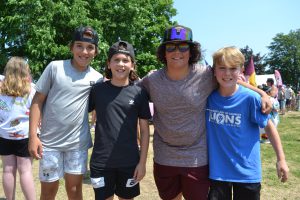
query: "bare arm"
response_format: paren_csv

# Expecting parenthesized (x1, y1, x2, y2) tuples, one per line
(264, 120, 289, 182)
(238, 80, 272, 114)
(28, 92, 46, 159)
(270, 86, 278, 98)
(133, 118, 150, 182)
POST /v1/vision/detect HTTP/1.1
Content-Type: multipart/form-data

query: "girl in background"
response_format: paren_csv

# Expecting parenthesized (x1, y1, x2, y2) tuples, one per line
(0, 57, 36, 200)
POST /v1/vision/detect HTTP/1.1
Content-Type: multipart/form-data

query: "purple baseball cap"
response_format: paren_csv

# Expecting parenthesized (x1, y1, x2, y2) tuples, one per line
(162, 25, 194, 44)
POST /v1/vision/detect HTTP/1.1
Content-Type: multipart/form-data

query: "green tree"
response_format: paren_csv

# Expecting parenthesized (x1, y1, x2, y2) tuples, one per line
(265, 29, 300, 89)
(89, 0, 176, 77)
(240, 46, 267, 75)
(0, 0, 176, 79)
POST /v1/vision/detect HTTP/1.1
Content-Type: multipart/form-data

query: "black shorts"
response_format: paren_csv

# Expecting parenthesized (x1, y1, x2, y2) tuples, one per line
(90, 166, 140, 199)
(208, 180, 261, 200)
(0, 137, 30, 157)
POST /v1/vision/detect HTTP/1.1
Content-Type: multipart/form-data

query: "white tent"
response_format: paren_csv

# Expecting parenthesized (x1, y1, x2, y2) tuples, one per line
(255, 74, 276, 86)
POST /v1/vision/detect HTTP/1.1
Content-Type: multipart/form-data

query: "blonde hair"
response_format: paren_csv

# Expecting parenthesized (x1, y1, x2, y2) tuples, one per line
(1, 57, 31, 97)
(212, 46, 245, 68)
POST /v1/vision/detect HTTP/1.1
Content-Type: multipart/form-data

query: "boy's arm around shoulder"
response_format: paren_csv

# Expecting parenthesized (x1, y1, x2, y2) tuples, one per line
(264, 120, 289, 182)
(238, 80, 272, 114)
(133, 118, 150, 182)
(29, 92, 46, 160)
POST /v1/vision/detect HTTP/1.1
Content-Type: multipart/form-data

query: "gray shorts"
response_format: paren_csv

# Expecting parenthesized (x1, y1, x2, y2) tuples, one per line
(39, 150, 88, 182)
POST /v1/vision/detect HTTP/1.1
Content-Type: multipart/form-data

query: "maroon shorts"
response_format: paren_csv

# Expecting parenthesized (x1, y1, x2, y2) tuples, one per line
(153, 162, 210, 200)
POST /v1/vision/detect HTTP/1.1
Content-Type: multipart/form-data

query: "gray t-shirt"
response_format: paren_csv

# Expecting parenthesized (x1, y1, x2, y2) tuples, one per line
(35, 59, 102, 151)
(141, 64, 216, 167)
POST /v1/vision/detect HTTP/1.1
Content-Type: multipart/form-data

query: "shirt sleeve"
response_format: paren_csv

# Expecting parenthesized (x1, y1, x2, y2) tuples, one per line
(138, 88, 151, 120)
(35, 62, 55, 96)
(88, 85, 96, 112)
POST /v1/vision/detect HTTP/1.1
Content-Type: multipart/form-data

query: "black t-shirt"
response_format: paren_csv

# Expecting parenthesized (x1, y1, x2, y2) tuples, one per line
(89, 81, 151, 168)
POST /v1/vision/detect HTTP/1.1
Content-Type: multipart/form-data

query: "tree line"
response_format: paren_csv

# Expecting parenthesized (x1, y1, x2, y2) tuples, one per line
(241, 29, 300, 90)
(0, 1, 299, 89)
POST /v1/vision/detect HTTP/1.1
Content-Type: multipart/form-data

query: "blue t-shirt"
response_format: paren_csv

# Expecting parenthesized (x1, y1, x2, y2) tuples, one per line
(206, 86, 270, 183)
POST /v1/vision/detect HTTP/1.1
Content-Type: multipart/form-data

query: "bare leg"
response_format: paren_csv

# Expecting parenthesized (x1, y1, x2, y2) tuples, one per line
(40, 181, 59, 200)
(64, 173, 83, 200)
(118, 198, 132, 200)
(17, 156, 36, 200)
(2, 155, 17, 200)
(172, 193, 183, 200)
(118, 197, 133, 200)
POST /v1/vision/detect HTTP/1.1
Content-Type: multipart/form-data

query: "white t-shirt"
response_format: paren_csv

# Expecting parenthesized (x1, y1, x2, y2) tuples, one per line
(0, 86, 36, 140)
(285, 87, 293, 100)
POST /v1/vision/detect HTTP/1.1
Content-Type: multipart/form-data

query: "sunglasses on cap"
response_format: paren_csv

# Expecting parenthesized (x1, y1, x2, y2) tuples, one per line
(165, 43, 190, 53)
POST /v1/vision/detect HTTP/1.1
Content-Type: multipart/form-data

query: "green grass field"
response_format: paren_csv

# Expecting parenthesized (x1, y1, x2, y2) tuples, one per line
(260, 111, 300, 200)
(0, 111, 300, 199)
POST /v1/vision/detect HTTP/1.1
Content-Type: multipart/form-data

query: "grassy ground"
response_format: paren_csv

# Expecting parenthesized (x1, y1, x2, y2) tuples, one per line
(260, 111, 300, 200)
(1, 111, 300, 199)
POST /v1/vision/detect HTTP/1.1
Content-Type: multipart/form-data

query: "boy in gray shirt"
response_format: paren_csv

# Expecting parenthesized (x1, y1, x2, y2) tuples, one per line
(28, 26, 102, 200)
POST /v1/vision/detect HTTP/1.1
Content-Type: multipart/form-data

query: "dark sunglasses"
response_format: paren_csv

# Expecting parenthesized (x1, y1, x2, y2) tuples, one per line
(165, 43, 190, 53)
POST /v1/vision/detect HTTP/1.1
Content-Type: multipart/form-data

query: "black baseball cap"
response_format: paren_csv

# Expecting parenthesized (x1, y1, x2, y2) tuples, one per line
(72, 26, 99, 46)
(108, 41, 135, 60)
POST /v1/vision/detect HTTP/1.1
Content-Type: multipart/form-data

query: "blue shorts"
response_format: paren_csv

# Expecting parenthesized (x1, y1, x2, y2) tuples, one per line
(279, 99, 286, 109)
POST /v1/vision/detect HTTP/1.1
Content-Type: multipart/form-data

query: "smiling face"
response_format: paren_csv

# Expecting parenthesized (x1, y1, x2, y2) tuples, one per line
(214, 64, 242, 95)
(165, 42, 190, 69)
(107, 53, 134, 86)
(212, 46, 245, 96)
(70, 41, 97, 71)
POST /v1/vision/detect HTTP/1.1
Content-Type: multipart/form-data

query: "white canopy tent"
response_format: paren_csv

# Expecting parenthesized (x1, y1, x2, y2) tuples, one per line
(255, 74, 276, 86)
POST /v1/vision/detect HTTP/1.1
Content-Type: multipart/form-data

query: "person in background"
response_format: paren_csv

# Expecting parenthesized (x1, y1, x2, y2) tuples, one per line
(260, 85, 280, 143)
(89, 41, 151, 200)
(139, 25, 272, 200)
(290, 87, 296, 111)
(206, 46, 289, 200)
(285, 84, 294, 112)
(266, 78, 278, 98)
(28, 26, 103, 200)
(0, 57, 36, 200)
(296, 90, 300, 111)
(277, 85, 286, 115)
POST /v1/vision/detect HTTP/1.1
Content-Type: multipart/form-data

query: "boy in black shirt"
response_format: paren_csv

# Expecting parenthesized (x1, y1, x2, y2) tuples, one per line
(89, 41, 151, 200)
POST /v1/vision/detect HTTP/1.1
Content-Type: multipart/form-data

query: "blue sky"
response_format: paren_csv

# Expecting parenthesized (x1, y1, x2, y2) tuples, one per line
(172, 0, 300, 65)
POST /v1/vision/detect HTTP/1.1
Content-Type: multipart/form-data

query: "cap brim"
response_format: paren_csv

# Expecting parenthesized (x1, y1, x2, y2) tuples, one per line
(162, 40, 195, 44)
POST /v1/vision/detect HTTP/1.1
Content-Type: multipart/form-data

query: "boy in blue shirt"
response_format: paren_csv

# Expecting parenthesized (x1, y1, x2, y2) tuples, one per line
(206, 46, 289, 200)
